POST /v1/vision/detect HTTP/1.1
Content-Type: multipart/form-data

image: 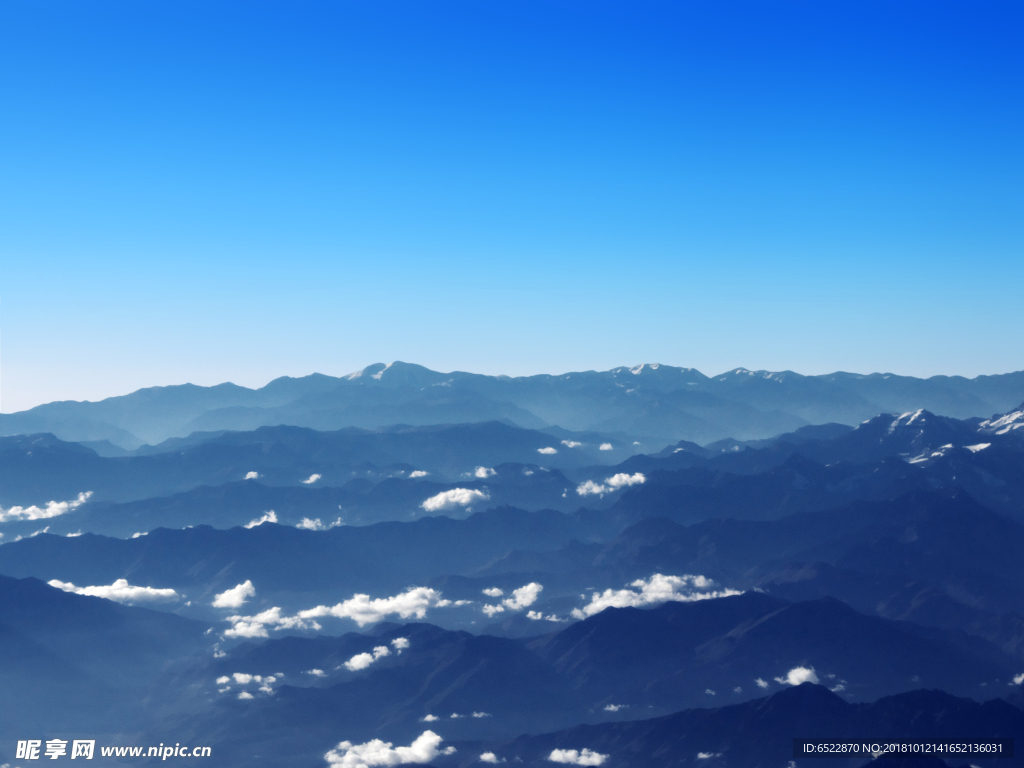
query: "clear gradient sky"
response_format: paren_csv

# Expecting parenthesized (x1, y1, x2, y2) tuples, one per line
(1, 1, 1022, 412)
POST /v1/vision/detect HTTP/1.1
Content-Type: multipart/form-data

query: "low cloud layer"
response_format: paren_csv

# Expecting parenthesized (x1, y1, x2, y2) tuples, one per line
(571, 574, 742, 619)
(599, 443, 613, 451)
(324, 730, 454, 766)
(547, 748, 608, 765)
(297, 516, 343, 531)
(473, 466, 497, 478)
(560, 440, 582, 448)
(212, 580, 256, 609)
(421, 488, 489, 512)
(49, 578, 181, 605)
(408, 470, 429, 478)
(0, 491, 92, 523)
(244, 510, 278, 528)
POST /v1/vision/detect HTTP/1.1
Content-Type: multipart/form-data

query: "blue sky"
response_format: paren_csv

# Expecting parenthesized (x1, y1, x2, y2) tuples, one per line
(1, 0, 1022, 411)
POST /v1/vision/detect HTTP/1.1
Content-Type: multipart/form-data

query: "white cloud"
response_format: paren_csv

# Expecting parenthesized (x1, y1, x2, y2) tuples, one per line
(571, 574, 742, 619)
(409, 470, 430, 478)
(297, 516, 343, 531)
(830, 684, 846, 693)
(212, 580, 256, 609)
(705, 689, 716, 696)
(775, 667, 819, 686)
(244, 510, 278, 528)
(576, 473, 645, 497)
(1012, 673, 1024, 685)
(547, 748, 608, 765)
(224, 606, 321, 638)
(420, 715, 439, 723)
(306, 669, 327, 677)
(238, 691, 254, 700)
(391, 637, 410, 651)
(472, 712, 490, 718)
(537, 447, 558, 455)
(48, 578, 180, 605)
(344, 645, 391, 671)
(575, 480, 608, 497)
(216, 676, 230, 685)
(421, 488, 489, 512)
(66, 531, 82, 537)
(527, 610, 562, 621)
(324, 730, 455, 766)
(697, 752, 722, 759)
(599, 443, 613, 451)
(245, 471, 260, 480)
(302, 474, 322, 484)
(483, 583, 543, 616)
(561, 440, 583, 448)
(474, 466, 497, 478)
(755, 678, 769, 689)
(603, 704, 627, 712)
(299, 586, 451, 627)
(480, 753, 504, 763)
(132, 531, 147, 538)
(0, 491, 92, 523)
(606, 472, 645, 489)
(483, 587, 504, 598)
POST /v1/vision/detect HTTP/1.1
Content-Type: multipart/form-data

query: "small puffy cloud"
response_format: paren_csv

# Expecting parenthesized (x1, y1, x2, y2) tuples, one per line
(212, 580, 256, 609)
(537, 447, 558, 455)
(606, 472, 645, 489)
(297, 516, 343, 531)
(755, 678, 769, 689)
(480, 753, 504, 763)
(483, 583, 543, 616)
(504, 583, 542, 610)
(244, 510, 278, 528)
(421, 715, 439, 723)
(1013, 673, 1024, 685)
(302, 474, 322, 484)
(224, 606, 321, 638)
(576, 473, 645, 497)
(299, 586, 451, 627)
(575, 480, 607, 497)
(245, 471, 260, 480)
(344, 645, 391, 671)
(391, 637, 410, 651)
(474, 466, 497, 478)
(132, 531, 147, 538)
(472, 712, 490, 718)
(238, 691, 254, 700)
(216, 676, 231, 685)
(306, 669, 327, 677)
(48, 578, 180, 605)
(421, 488, 489, 512)
(775, 667, 819, 686)
(697, 753, 722, 760)
(409, 470, 430, 478)
(599, 443, 613, 451)
(571, 574, 742, 619)
(603, 704, 627, 712)
(547, 748, 608, 765)
(483, 587, 504, 598)
(527, 610, 562, 621)
(561, 440, 583, 448)
(705, 689, 716, 696)
(324, 730, 455, 766)
(830, 684, 846, 692)
(0, 491, 92, 523)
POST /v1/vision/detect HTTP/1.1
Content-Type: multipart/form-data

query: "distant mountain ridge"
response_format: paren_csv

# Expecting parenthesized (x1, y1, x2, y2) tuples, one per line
(3, 361, 1023, 447)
